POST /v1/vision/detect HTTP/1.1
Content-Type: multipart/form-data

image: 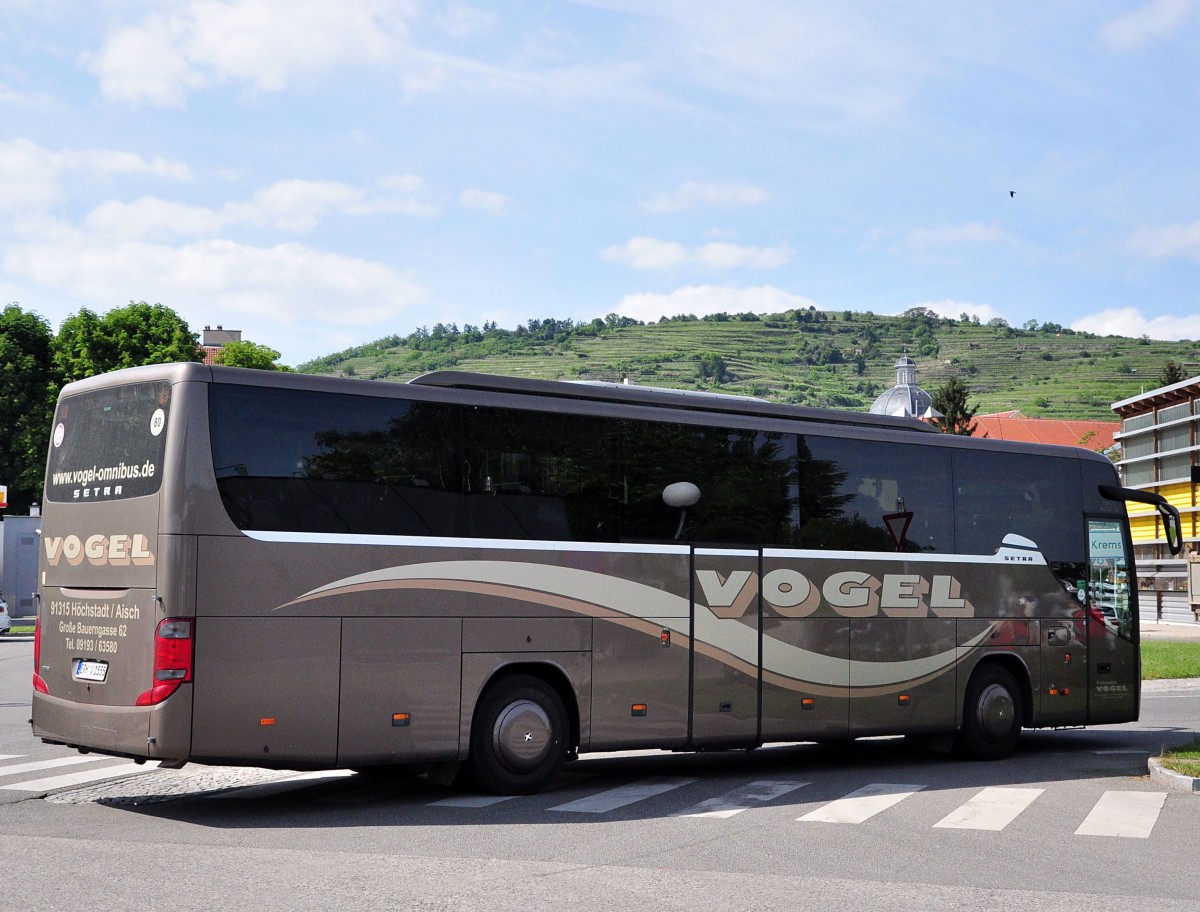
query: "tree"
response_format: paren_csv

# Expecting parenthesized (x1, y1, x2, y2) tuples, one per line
(54, 301, 202, 383)
(931, 377, 979, 436)
(0, 304, 58, 512)
(1159, 359, 1187, 387)
(213, 340, 289, 371)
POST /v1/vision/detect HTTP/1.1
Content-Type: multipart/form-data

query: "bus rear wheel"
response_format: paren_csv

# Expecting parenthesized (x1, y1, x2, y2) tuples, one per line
(468, 675, 568, 795)
(959, 665, 1023, 760)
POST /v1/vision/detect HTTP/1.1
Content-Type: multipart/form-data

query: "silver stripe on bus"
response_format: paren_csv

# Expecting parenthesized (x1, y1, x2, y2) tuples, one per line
(244, 529, 690, 554)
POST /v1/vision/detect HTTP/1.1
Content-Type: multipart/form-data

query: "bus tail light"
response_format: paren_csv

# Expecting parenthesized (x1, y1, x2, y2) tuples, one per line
(136, 618, 194, 706)
(33, 617, 48, 694)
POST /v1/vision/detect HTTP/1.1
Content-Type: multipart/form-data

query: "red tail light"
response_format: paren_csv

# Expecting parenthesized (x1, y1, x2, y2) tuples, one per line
(33, 617, 48, 694)
(135, 618, 194, 706)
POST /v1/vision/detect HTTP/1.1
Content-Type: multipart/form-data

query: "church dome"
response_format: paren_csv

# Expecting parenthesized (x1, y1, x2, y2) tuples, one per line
(870, 356, 937, 418)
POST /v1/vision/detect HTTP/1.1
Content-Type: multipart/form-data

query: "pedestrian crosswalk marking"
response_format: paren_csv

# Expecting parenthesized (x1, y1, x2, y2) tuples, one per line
(676, 780, 810, 819)
(549, 777, 696, 813)
(798, 783, 924, 823)
(0, 755, 108, 778)
(1075, 790, 1166, 838)
(430, 794, 517, 808)
(0, 751, 1178, 843)
(0, 761, 154, 792)
(933, 786, 1044, 831)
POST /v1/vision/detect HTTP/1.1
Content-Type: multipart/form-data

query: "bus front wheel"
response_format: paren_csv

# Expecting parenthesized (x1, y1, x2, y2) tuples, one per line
(468, 675, 568, 795)
(959, 665, 1023, 760)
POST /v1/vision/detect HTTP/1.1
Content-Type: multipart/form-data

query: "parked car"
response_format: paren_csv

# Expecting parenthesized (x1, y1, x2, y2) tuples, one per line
(0, 594, 10, 635)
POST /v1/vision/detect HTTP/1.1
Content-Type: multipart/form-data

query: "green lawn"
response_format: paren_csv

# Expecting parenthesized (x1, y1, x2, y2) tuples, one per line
(1159, 739, 1200, 777)
(1141, 641, 1200, 680)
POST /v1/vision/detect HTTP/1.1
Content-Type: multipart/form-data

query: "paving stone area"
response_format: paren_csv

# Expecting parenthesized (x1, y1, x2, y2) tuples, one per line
(46, 765, 299, 806)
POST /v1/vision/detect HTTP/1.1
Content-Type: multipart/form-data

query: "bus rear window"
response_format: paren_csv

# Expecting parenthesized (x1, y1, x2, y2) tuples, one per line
(45, 381, 171, 503)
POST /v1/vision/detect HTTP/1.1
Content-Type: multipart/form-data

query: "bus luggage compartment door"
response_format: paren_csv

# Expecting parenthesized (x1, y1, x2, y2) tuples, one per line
(191, 616, 340, 766)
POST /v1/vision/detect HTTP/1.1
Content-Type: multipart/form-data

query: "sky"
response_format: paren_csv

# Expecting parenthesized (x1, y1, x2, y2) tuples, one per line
(2, 1, 1200, 367)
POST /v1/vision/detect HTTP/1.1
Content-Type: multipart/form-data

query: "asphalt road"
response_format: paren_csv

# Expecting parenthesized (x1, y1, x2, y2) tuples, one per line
(2, 638, 1198, 912)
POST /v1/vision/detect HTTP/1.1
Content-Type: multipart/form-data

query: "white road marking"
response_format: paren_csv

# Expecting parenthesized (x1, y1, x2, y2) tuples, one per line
(549, 777, 696, 814)
(798, 783, 925, 823)
(933, 787, 1044, 831)
(1075, 791, 1167, 838)
(676, 780, 810, 819)
(0, 762, 155, 792)
(0, 755, 109, 778)
(430, 794, 518, 808)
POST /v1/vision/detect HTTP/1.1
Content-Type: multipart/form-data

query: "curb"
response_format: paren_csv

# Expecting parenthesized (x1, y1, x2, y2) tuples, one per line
(1148, 757, 1200, 793)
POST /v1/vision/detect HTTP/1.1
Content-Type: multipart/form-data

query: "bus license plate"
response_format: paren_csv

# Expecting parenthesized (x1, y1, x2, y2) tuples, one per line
(74, 660, 108, 683)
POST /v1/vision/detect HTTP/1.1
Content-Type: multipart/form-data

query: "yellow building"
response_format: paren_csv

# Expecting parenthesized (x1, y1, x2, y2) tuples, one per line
(1112, 379, 1200, 624)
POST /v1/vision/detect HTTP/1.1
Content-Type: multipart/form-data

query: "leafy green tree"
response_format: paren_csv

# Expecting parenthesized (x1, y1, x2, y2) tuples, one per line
(0, 304, 58, 512)
(213, 340, 289, 371)
(54, 301, 202, 382)
(931, 377, 979, 436)
(696, 352, 728, 383)
(1159, 359, 1187, 387)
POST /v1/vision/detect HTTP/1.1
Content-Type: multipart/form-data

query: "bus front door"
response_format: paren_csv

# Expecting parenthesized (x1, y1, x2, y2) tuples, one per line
(1086, 518, 1140, 724)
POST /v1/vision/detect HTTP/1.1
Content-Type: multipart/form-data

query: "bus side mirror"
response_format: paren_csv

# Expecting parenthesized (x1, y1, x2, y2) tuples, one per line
(1159, 502, 1183, 556)
(662, 482, 701, 509)
(662, 482, 701, 540)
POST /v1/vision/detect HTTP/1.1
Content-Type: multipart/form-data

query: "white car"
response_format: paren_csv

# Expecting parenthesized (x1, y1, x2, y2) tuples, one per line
(0, 595, 9, 635)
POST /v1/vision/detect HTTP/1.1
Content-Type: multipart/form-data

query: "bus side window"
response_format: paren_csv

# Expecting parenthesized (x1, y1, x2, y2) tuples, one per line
(462, 406, 618, 542)
(798, 435, 952, 553)
(952, 450, 1082, 560)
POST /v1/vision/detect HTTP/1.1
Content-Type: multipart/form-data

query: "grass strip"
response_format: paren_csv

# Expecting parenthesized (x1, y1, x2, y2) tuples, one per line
(1160, 739, 1200, 778)
(1141, 641, 1200, 680)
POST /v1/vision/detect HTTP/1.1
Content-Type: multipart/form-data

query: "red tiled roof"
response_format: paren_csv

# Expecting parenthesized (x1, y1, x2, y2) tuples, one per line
(972, 411, 1117, 450)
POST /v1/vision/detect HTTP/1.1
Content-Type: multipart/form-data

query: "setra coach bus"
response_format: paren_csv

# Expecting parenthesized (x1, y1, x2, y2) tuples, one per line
(30, 364, 1181, 793)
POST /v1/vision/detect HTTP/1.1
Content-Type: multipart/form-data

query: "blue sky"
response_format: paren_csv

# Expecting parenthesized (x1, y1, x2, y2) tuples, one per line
(2, 1, 1199, 367)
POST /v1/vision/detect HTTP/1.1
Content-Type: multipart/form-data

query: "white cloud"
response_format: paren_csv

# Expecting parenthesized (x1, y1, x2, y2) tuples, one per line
(84, 0, 416, 106)
(602, 237, 689, 270)
(906, 222, 1005, 253)
(591, 1, 925, 121)
(1128, 221, 1200, 260)
(434, 5, 498, 39)
(614, 284, 818, 322)
(641, 180, 769, 214)
(0, 138, 192, 212)
(1072, 307, 1200, 341)
(694, 242, 791, 269)
(602, 236, 791, 271)
(83, 197, 225, 239)
(4, 221, 428, 334)
(1100, 0, 1193, 52)
(80, 176, 438, 240)
(459, 188, 512, 215)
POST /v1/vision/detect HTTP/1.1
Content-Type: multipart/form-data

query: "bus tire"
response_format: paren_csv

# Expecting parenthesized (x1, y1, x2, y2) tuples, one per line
(468, 674, 568, 795)
(959, 664, 1023, 760)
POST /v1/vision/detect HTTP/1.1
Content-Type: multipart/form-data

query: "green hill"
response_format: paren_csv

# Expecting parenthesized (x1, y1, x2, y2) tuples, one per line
(296, 308, 1199, 421)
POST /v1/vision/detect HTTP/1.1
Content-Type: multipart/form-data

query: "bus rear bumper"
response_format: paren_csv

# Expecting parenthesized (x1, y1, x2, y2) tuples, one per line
(31, 687, 192, 762)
